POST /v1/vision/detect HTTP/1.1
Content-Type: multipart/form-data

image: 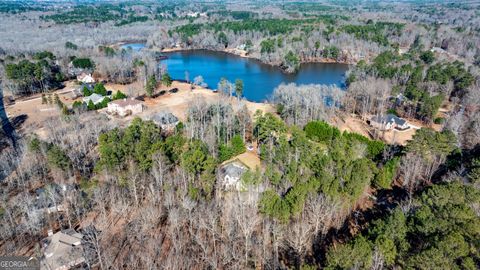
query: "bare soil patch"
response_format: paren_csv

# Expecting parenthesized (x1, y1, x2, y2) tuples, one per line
(137, 81, 275, 121)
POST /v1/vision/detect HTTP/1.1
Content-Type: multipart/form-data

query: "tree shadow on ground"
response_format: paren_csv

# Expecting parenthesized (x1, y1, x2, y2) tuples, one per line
(0, 87, 27, 181)
(312, 186, 409, 267)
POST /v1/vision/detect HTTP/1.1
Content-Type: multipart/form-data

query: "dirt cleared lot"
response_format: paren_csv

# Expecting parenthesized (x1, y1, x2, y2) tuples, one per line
(9, 79, 439, 147)
(5, 80, 275, 136)
(132, 81, 275, 122)
(334, 113, 444, 146)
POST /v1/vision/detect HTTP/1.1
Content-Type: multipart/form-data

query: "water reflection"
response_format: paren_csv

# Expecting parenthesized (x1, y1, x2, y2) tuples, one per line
(162, 50, 348, 102)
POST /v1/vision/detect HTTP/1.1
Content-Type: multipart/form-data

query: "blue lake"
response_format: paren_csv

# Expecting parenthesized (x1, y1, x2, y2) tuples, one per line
(120, 43, 146, 52)
(117, 44, 349, 102)
(161, 50, 348, 102)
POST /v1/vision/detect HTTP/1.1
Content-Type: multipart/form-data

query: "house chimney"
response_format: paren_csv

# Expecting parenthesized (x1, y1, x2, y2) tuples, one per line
(47, 229, 53, 236)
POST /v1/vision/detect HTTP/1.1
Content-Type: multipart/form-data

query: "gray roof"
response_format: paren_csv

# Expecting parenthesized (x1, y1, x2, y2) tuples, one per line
(151, 112, 179, 125)
(41, 230, 85, 270)
(82, 93, 105, 105)
(77, 83, 94, 92)
(371, 114, 406, 126)
(222, 162, 247, 179)
(71, 88, 82, 98)
(34, 184, 64, 210)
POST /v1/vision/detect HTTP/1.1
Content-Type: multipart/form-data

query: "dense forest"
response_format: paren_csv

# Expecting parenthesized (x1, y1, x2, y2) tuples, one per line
(0, 0, 479, 269)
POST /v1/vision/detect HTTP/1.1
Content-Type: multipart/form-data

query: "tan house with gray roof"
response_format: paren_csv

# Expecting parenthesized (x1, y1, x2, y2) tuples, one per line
(40, 230, 85, 270)
(107, 98, 144, 117)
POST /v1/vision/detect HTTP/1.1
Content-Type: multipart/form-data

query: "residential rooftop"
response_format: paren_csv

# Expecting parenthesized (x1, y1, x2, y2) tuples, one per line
(110, 98, 143, 107)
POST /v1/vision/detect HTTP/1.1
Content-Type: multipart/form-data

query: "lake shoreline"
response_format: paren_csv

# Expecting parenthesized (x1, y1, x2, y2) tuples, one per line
(116, 42, 353, 73)
(159, 46, 353, 73)
(159, 49, 348, 102)
(111, 40, 148, 49)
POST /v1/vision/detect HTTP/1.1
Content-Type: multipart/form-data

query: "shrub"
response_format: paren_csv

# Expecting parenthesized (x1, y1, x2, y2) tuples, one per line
(434, 117, 445, 124)
(93, 83, 107, 96)
(72, 58, 94, 69)
(218, 144, 235, 162)
(113, 90, 127, 100)
(161, 73, 172, 87)
(145, 75, 156, 97)
(387, 108, 398, 115)
(231, 135, 246, 155)
(28, 137, 42, 153)
(420, 50, 435, 64)
(34, 51, 55, 60)
(374, 157, 400, 189)
(72, 100, 85, 111)
(82, 86, 92, 96)
(87, 100, 96, 110)
(95, 97, 110, 110)
(304, 121, 340, 143)
(46, 145, 71, 171)
(65, 41, 78, 50)
(343, 132, 385, 159)
(218, 135, 246, 162)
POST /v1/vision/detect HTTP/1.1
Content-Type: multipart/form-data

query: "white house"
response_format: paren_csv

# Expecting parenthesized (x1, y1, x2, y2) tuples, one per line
(40, 230, 85, 270)
(186, 11, 207, 18)
(82, 93, 105, 105)
(370, 114, 409, 131)
(219, 160, 248, 191)
(186, 11, 199, 17)
(77, 73, 95, 84)
(107, 98, 144, 117)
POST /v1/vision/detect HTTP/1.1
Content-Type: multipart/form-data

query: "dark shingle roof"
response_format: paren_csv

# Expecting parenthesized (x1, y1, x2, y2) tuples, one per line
(151, 112, 179, 125)
(371, 114, 406, 126)
(222, 162, 247, 179)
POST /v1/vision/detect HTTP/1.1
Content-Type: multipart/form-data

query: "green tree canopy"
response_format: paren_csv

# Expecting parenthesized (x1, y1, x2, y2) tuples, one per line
(72, 57, 94, 69)
(235, 79, 243, 99)
(145, 75, 157, 97)
(98, 118, 162, 171)
(93, 83, 107, 96)
(406, 128, 457, 161)
(218, 31, 228, 47)
(419, 50, 435, 64)
(326, 236, 373, 269)
(161, 73, 172, 87)
(46, 145, 71, 171)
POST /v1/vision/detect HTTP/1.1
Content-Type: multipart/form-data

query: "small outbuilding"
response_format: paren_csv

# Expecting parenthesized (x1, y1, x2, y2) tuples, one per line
(40, 229, 85, 270)
(107, 98, 144, 117)
(370, 114, 409, 131)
